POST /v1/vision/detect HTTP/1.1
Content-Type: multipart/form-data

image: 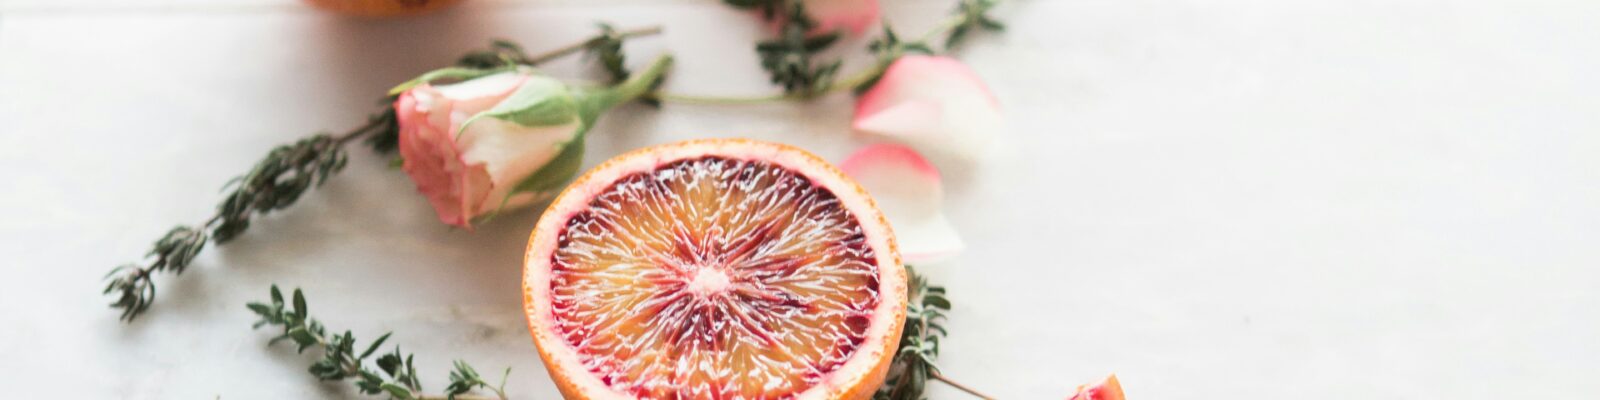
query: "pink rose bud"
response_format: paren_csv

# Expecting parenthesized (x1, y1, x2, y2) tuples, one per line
(1067, 374, 1125, 400)
(393, 57, 673, 228)
(853, 55, 1004, 162)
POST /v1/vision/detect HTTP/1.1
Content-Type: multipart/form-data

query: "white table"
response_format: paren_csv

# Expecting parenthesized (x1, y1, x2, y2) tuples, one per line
(3, 0, 1598, 398)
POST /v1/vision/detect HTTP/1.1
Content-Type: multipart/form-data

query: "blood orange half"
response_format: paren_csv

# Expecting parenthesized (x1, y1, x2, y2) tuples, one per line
(523, 139, 908, 400)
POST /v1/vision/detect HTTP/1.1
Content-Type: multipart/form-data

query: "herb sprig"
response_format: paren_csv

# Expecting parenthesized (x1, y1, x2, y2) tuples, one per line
(655, 0, 1004, 104)
(250, 285, 510, 400)
(876, 266, 993, 400)
(104, 26, 665, 322)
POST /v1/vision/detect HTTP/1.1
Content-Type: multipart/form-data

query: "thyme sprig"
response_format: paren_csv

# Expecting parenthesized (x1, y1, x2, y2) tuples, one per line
(755, 2, 844, 96)
(876, 266, 993, 400)
(943, 0, 1005, 49)
(104, 26, 665, 322)
(250, 286, 510, 400)
(724, 0, 847, 96)
(653, 0, 1003, 104)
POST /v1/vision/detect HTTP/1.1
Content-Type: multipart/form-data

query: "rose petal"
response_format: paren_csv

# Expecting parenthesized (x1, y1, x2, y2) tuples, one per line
(840, 144, 963, 263)
(802, 0, 879, 35)
(397, 86, 489, 228)
(854, 55, 1004, 162)
(434, 71, 527, 109)
(761, 0, 880, 36)
(455, 116, 583, 214)
(1067, 374, 1125, 400)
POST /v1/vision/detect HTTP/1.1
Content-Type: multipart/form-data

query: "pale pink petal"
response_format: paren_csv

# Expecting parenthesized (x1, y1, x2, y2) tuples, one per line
(396, 84, 492, 229)
(455, 116, 582, 212)
(854, 55, 1004, 161)
(761, 0, 880, 36)
(803, 0, 879, 35)
(852, 100, 943, 138)
(434, 71, 527, 110)
(841, 144, 963, 263)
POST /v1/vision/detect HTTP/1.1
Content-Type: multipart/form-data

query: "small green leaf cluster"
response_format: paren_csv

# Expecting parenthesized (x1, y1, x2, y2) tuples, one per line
(445, 360, 511, 399)
(721, 0, 787, 20)
(586, 23, 633, 84)
(945, 0, 1005, 49)
(249, 286, 509, 400)
(215, 134, 348, 242)
(755, 2, 844, 96)
(455, 40, 535, 70)
(103, 226, 206, 320)
(875, 266, 953, 400)
(105, 134, 351, 321)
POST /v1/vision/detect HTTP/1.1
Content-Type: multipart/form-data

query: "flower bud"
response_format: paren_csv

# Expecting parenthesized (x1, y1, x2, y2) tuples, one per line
(393, 56, 672, 228)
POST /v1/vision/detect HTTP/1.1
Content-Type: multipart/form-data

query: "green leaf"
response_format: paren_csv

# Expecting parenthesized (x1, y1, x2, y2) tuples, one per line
(388, 66, 515, 96)
(376, 351, 402, 376)
(380, 383, 414, 400)
(246, 302, 273, 317)
(270, 285, 284, 305)
(287, 327, 318, 353)
(292, 289, 307, 318)
(471, 77, 579, 128)
(362, 332, 392, 360)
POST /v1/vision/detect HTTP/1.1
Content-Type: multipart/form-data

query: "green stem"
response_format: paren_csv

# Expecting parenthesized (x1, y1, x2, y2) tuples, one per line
(579, 54, 676, 113)
(650, 13, 970, 105)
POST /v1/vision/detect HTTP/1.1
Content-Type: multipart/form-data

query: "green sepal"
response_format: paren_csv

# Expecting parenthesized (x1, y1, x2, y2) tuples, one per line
(570, 54, 674, 127)
(477, 55, 675, 222)
(387, 66, 518, 96)
(474, 76, 580, 127)
(509, 135, 586, 197)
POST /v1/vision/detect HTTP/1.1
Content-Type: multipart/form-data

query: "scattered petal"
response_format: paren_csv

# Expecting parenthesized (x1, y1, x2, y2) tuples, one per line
(840, 144, 963, 263)
(854, 55, 1004, 162)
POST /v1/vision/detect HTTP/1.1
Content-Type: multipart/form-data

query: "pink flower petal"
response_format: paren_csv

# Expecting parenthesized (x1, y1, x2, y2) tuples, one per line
(803, 0, 879, 35)
(841, 144, 963, 263)
(852, 99, 943, 138)
(854, 55, 1004, 161)
(761, 0, 880, 36)
(398, 88, 470, 228)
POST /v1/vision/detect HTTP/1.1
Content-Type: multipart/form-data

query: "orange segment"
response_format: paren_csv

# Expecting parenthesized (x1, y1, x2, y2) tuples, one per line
(525, 139, 906, 400)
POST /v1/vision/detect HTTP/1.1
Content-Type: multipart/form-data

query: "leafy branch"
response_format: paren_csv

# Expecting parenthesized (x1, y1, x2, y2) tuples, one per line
(250, 286, 509, 400)
(103, 25, 666, 322)
(875, 266, 993, 400)
(655, 0, 1004, 104)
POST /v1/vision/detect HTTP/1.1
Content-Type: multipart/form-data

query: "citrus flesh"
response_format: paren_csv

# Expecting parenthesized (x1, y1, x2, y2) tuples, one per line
(525, 139, 907, 400)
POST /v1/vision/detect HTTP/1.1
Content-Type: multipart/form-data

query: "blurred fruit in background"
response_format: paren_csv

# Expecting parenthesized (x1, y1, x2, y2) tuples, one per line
(302, 0, 465, 17)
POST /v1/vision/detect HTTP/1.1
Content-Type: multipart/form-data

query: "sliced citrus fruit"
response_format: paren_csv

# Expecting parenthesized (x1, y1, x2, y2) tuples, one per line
(523, 139, 908, 399)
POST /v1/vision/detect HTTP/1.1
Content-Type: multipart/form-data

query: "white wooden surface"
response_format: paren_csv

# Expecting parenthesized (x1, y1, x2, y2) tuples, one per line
(3, 0, 1599, 398)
